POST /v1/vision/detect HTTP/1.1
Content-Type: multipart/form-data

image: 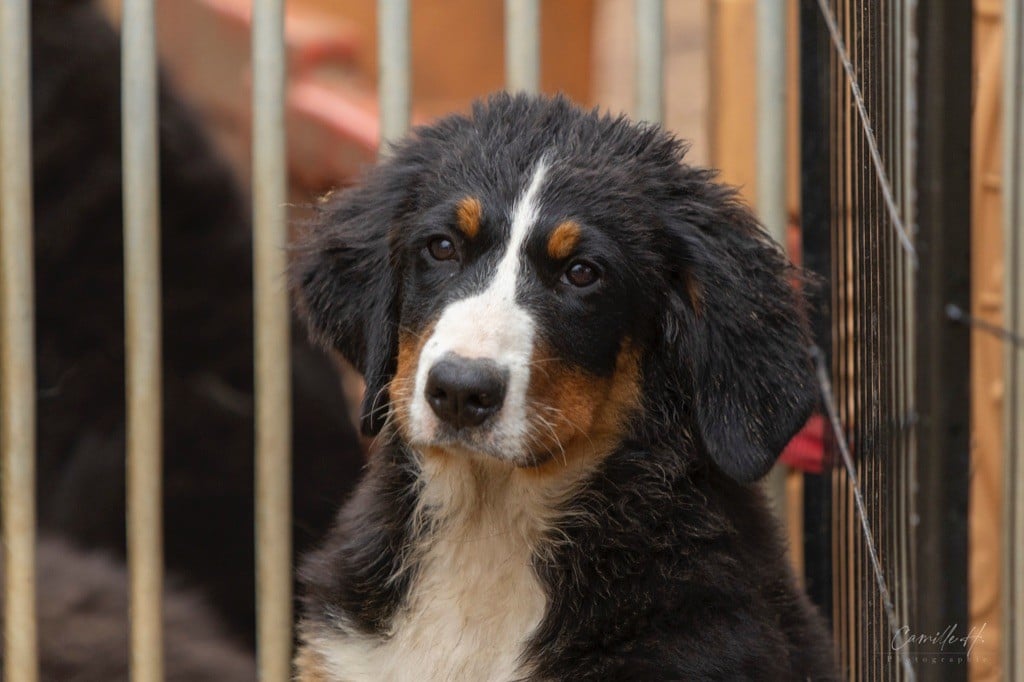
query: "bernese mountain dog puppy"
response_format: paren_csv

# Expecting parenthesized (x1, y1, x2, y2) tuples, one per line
(293, 93, 837, 681)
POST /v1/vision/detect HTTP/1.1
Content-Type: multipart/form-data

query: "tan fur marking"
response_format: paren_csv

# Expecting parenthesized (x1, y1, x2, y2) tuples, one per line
(684, 270, 704, 315)
(523, 341, 641, 474)
(455, 197, 482, 239)
(391, 323, 436, 438)
(546, 220, 582, 260)
(293, 640, 332, 682)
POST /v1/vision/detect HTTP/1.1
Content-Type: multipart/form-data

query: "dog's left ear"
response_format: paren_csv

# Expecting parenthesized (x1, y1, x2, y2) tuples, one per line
(663, 186, 817, 483)
(293, 163, 416, 437)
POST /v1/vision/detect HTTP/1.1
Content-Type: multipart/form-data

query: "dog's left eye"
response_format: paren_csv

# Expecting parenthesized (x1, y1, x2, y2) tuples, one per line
(563, 260, 600, 288)
(426, 237, 459, 262)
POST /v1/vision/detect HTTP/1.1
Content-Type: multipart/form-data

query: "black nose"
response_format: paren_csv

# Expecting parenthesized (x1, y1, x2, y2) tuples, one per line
(425, 355, 508, 429)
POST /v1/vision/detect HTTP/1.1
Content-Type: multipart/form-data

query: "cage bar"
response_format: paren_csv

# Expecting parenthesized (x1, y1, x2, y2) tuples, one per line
(913, 7, 971, 676)
(756, 0, 787, 247)
(756, 0, 788, 517)
(252, 0, 293, 679)
(634, 0, 663, 123)
(0, 0, 39, 679)
(379, 0, 411, 147)
(121, 1, 165, 680)
(505, 0, 540, 93)
(798, 0, 833, 623)
(1004, 0, 1024, 675)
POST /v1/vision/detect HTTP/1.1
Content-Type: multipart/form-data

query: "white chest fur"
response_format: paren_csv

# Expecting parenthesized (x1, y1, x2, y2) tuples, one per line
(311, 453, 587, 682)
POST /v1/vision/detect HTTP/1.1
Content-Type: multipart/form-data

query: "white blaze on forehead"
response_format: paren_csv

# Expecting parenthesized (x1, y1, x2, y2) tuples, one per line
(409, 158, 550, 453)
(490, 156, 550, 302)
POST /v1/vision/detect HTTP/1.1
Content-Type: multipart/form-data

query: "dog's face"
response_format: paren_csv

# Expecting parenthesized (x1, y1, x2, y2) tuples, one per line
(390, 155, 651, 466)
(297, 95, 816, 482)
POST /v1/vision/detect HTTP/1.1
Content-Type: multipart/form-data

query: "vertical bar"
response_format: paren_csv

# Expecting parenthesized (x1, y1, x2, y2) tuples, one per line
(122, 1, 164, 680)
(0, 0, 39, 679)
(634, 0, 664, 123)
(799, 0, 834, 622)
(756, 0, 788, 517)
(913, 2, 970, 680)
(252, 1, 292, 679)
(505, 0, 540, 93)
(1004, 0, 1024, 677)
(379, 0, 411, 147)
(757, 0, 788, 247)
(899, 0, 918, 658)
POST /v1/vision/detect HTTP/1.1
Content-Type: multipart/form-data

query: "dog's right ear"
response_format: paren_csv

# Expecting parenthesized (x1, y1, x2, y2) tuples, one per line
(293, 164, 416, 437)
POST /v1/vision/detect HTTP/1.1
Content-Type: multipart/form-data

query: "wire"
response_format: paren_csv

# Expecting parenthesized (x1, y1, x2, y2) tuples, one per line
(811, 345, 917, 681)
(815, 0, 919, 268)
(946, 303, 1024, 347)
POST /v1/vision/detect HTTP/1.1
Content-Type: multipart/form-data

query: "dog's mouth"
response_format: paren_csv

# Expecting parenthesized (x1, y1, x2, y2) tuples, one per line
(410, 425, 544, 468)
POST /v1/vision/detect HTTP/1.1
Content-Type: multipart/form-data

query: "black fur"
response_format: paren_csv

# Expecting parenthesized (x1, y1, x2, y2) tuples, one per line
(296, 94, 836, 679)
(31, 0, 363, 643)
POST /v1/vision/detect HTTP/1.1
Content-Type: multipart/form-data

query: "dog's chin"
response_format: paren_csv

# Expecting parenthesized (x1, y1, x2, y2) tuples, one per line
(407, 423, 551, 469)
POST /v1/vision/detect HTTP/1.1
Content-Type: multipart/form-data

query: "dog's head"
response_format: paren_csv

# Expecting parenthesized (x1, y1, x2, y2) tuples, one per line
(295, 94, 815, 483)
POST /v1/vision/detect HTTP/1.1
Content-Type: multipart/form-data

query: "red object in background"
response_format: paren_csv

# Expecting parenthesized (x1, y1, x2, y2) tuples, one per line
(156, 0, 379, 191)
(780, 414, 825, 474)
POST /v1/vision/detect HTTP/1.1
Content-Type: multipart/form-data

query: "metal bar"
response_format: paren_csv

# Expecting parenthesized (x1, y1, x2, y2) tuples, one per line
(798, 0, 834, 622)
(756, 0, 788, 518)
(899, 0, 918, 658)
(0, 0, 39, 679)
(379, 0, 411, 147)
(757, 0, 788, 247)
(634, 0, 663, 123)
(252, 1, 293, 679)
(1004, 0, 1024, 676)
(121, 1, 165, 679)
(913, 3, 971, 680)
(505, 0, 540, 93)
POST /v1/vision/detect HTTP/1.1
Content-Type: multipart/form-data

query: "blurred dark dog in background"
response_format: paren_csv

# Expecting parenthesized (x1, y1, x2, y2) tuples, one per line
(27, 0, 363, 654)
(2, 538, 256, 681)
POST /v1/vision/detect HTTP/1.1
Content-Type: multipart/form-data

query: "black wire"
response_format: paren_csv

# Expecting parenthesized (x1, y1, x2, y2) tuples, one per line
(945, 303, 1024, 347)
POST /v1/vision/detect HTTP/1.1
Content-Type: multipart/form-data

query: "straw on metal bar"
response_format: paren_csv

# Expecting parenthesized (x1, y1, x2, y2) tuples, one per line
(252, 1, 293, 679)
(379, 0, 411, 148)
(634, 0, 663, 123)
(121, 1, 165, 680)
(505, 0, 540, 94)
(0, 0, 40, 680)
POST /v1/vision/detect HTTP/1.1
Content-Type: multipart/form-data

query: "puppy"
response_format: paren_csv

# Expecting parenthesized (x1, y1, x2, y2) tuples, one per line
(293, 94, 837, 680)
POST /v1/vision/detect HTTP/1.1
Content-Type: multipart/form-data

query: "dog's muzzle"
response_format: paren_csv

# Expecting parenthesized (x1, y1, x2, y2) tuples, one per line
(425, 353, 509, 429)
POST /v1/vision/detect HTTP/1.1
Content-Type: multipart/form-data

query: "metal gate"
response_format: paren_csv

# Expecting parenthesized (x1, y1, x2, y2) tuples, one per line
(800, 1, 972, 680)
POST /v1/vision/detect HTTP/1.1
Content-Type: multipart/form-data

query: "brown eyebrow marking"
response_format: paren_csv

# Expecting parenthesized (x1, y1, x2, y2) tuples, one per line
(684, 270, 704, 316)
(546, 220, 582, 260)
(455, 197, 482, 239)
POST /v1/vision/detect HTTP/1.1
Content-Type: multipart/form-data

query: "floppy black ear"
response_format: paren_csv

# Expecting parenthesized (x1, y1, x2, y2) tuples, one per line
(664, 186, 817, 483)
(293, 168, 413, 437)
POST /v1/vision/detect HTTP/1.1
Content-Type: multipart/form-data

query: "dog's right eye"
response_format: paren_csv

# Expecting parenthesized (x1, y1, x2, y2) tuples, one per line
(426, 237, 459, 262)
